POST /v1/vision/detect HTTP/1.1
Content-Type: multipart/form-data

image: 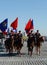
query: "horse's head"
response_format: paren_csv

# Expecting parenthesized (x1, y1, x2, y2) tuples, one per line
(39, 36, 44, 43)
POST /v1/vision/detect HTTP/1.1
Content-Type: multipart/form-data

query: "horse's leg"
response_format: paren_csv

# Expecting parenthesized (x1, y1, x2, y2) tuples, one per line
(17, 46, 21, 55)
(14, 46, 17, 52)
(29, 51, 31, 56)
(38, 46, 41, 55)
(35, 46, 38, 55)
(39, 48, 40, 55)
(11, 46, 13, 53)
(5, 44, 8, 52)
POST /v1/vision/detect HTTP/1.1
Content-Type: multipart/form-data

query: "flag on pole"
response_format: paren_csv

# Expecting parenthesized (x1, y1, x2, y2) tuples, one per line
(10, 17, 18, 29)
(0, 18, 8, 32)
(25, 19, 34, 34)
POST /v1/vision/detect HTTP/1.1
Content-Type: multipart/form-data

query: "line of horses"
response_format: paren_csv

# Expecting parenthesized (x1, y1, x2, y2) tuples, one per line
(5, 34, 23, 54)
(4, 33, 44, 55)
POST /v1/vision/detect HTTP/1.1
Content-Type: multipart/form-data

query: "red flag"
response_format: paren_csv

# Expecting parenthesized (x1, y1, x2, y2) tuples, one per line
(25, 19, 34, 34)
(30, 19, 34, 29)
(10, 17, 18, 29)
(3, 31, 7, 35)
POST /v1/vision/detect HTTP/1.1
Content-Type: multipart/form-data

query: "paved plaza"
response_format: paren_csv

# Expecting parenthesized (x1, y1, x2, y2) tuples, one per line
(0, 41, 47, 65)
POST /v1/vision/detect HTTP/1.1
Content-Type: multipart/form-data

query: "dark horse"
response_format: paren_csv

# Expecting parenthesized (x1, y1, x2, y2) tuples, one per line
(5, 34, 23, 54)
(34, 36, 44, 55)
(14, 34, 23, 54)
(5, 35, 14, 53)
(27, 35, 44, 56)
(27, 35, 34, 56)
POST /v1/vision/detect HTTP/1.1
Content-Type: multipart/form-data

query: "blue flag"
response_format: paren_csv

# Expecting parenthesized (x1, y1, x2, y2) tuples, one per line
(7, 28, 9, 33)
(0, 18, 8, 32)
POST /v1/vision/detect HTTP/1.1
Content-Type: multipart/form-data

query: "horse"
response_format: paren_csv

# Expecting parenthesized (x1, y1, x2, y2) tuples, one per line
(5, 35, 14, 53)
(27, 35, 34, 56)
(34, 36, 44, 55)
(13, 34, 23, 54)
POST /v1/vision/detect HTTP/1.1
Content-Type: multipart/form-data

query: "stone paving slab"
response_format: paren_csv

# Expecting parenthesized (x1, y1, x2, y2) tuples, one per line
(0, 57, 47, 65)
(0, 41, 47, 65)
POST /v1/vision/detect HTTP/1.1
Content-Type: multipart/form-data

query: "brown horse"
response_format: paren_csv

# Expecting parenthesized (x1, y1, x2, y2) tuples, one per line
(5, 35, 14, 53)
(14, 34, 23, 54)
(34, 36, 44, 55)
